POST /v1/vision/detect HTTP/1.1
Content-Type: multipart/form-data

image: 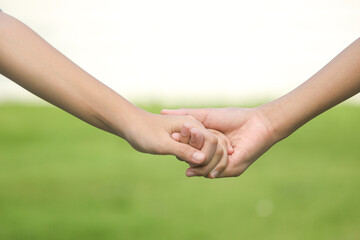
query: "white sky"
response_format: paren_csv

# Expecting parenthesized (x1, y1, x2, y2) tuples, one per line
(1, 0, 360, 105)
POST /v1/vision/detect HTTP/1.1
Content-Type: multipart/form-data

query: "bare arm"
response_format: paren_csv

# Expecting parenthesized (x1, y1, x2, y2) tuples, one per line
(0, 12, 225, 165)
(0, 12, 138, 137)
(259, 38, 360, 142)
(163, 38, 360, 178)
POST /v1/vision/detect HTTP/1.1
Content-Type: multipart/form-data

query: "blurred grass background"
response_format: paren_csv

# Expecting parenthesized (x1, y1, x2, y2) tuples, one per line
(0, 103, 359, 240)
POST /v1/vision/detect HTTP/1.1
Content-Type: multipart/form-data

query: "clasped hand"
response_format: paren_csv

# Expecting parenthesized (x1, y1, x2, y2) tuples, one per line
(160, 107, 278, 178)
(123, 107, 278, 179)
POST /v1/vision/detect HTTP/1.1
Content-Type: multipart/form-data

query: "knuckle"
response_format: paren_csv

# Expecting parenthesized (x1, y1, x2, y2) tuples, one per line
(176, 146, 188, 160)
(184, 115, 196, 122)
(179, 136, 190, 144)
(216, 146, 224, 156)
(220, 137, 228, 147)
(208, 135, 218, 145)
(195, 168, 209, 177)
(202, 155, 211, 165)
(217, 162, 228, 172)
(198, 158, 207, 166)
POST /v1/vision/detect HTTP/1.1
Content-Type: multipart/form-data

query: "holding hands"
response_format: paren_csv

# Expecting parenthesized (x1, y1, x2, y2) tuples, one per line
(163, 37, 360, 178)
(122, 110, 232, 169)
(163, 37, 360, 179)
(0, 11, 233, 178)
(163, 107, 276, 178)
(1, 11, 359, 180)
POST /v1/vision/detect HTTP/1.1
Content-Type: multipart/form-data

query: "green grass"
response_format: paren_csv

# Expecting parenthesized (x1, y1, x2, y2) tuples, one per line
(0, 103, 359, 240)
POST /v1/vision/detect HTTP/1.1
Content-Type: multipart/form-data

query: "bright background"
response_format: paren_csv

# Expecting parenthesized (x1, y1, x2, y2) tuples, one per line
(1, 0, 360, 104)
(1, 1, 360, 240)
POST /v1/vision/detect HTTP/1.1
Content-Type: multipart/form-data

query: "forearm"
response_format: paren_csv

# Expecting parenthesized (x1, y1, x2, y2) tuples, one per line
(258, 38, 360, 141)
(0, 12, 142, 138)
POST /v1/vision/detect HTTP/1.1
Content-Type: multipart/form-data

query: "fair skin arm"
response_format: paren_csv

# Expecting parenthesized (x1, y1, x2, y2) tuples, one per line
(163, 37, 360, 178)
(0, 12, 230, 166)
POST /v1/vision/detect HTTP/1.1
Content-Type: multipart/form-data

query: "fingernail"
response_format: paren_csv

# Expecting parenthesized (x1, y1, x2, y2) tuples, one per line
(192, 152, 205, 163)
(210, 170, 219, 179)
(187, 170, 196, 177)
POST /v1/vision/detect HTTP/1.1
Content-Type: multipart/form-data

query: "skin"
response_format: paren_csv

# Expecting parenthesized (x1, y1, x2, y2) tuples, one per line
(0, 12, 230, 168)
(173, 123, 234, 178)
(163, 38, 360, 178)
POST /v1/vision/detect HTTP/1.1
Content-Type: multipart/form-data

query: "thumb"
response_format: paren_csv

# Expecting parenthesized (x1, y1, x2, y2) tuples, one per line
(165, 140, 206, 165)
(161, 108, 210, 124)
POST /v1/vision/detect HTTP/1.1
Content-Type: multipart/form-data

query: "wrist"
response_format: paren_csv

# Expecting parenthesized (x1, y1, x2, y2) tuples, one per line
(113, 106, 148, 140)
(94, 96, 147, 140)
(255, 99, 296, 143)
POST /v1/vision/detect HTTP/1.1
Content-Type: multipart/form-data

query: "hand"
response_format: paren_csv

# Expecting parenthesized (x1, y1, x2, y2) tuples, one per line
(172, 123, 233, 178)
(162, 107, 277, 178)
(123, 110, 226, 166)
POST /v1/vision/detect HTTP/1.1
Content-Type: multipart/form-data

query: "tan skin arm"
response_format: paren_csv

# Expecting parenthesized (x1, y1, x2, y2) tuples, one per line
(0, 12, 135, 136)
(258, 38, 360, 141)
(0, 12, 230, 167)
(163, 38, 360, 178)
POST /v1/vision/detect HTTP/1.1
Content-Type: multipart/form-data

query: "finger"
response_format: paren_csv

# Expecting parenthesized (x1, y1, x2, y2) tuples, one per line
(170, 123, 193, 162)
(186, 150, 223, 178)
(216, 166, 240, 178)
(161, 108, 210, 124)
(209, 144, 229, 178)
(171, 125, 201, 163)
(189, 163, 197, 168)
(189, 127, 204, 150)
(167, 116, 214, 165)
(199, 132, 218, 165)
(179, 122, 192, 144)
(171, 127, 204, 164)
(207, 128, 233, 155)
(226, 138, 234, 155)
(165, 140, 206, 165)
(184, 128, 205, 165)
(171, 132, 180, 142)
(186, 142, 222, 177)
(186, 143, 225, 177)
(212, 167, 230, 178)
(215, 151, 249, 178)
(228, 146, 234, 155)
(170, 133, 186, 162)
(171, 129, 217, 165)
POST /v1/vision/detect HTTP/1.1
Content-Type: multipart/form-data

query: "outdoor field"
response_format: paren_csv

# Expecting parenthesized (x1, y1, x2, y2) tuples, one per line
(0, 103, 359, 240)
